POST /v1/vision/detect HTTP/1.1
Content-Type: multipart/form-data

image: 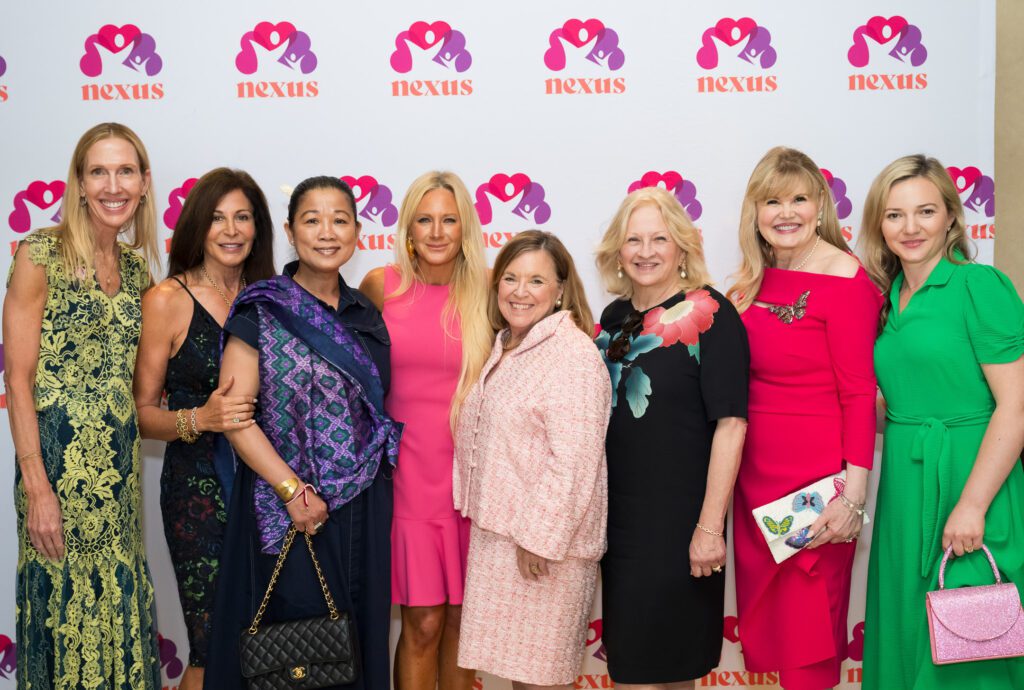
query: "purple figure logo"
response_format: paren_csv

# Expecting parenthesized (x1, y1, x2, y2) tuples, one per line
(0, 55, 7, 78)
(0, 634, 15, 679)
(390, 21, 472, 73)
(848, 16, 927, 68)
(696, 17, 777, 70)
(544, 18, 625, 71)
(819, 169, 852, 220)
(948, 166, 995, 218)
(628, 171, 703, 221)
(340, 175, 399, 227)
(80, 24, 163, 77)
(236, 21, 318, 75)
(9, 180, 66, 234)
(474, 173, 551, 226)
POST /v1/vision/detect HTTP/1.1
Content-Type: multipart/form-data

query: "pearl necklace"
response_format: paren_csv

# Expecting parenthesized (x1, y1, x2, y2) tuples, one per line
(791, 235, 821, 272)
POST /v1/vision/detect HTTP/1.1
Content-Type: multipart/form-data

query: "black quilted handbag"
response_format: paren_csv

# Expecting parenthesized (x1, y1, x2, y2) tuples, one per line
(239, 526, 358, 689)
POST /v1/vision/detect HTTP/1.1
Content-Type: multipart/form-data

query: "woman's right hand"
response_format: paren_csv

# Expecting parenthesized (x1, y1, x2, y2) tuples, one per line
(26, 486, 65, 561)
(198, 376, 257, 433)
(284, 485, 329, 536)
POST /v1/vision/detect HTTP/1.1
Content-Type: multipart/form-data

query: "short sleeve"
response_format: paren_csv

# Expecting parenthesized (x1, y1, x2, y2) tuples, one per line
(224, 302, 260, 349)
(699, 290, 750, 421)
(965, 265, 1024, 364)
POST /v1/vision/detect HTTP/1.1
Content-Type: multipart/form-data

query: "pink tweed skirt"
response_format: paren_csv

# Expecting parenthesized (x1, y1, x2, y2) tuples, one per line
(458, 524, 598, 685)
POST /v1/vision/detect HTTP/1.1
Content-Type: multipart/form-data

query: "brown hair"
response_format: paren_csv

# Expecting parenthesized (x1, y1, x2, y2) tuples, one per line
(488, 230, 594, 337)
(167, 167, 275, 284)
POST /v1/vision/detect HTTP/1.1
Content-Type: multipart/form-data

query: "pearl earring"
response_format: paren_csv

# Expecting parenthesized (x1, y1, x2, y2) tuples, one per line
(616, 263, 624, 279)
(679, 265, 687, 279)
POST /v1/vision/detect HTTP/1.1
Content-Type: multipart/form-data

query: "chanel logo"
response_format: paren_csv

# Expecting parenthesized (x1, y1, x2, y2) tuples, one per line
(289, 665, 308, 680)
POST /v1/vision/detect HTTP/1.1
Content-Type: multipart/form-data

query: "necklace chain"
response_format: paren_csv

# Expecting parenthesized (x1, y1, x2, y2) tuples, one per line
(792, 235, 821, 272)
(200, 264, 246, 308)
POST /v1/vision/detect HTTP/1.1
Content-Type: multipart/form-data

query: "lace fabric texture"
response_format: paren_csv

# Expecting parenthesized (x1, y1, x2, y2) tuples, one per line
(13, 231, 161, 690)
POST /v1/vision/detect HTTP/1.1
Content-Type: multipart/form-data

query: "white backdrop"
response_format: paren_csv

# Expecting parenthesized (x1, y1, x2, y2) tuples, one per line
(0, 2, 996, 688)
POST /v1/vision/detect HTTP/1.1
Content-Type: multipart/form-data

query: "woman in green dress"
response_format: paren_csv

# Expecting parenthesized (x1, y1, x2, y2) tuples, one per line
(2, 122, 163, 689)
(860, 154, 1024, 689)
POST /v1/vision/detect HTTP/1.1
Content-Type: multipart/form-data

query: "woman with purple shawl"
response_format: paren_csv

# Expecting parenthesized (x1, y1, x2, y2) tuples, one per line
(204, 177, 400, 690)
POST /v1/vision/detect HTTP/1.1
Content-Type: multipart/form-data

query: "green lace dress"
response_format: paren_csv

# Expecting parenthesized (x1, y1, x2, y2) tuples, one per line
(13, 231, 161, 690)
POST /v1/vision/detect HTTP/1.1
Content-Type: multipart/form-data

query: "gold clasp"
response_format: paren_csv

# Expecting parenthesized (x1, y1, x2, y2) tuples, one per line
(289, 665, 308, 680)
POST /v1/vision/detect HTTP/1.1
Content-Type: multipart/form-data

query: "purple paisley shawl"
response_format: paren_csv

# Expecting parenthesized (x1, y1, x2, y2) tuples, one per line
(234, 275, 400, 553)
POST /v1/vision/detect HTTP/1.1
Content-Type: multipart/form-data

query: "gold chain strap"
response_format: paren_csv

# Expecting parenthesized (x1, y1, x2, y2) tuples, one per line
(247, 526, 340, 635)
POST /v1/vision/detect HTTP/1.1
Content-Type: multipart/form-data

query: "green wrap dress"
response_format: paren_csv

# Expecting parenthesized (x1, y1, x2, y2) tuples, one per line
(864, 257, 1024, 689)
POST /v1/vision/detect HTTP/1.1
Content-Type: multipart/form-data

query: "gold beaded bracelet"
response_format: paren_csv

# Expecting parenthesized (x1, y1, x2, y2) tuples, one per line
(175, 408, 199, 444)
(275, 477, 301, 503)
(837, 493, 866, 517)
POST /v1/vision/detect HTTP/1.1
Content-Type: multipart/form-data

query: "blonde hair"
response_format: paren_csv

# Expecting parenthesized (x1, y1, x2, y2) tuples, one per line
(57, 122, 159, 283)
(726, 146, 848, 312)
(389, 171, 490, 429)
(488, 230, 594, 336)
(595, 187, 712, 298)
(858, 154, 972, 326)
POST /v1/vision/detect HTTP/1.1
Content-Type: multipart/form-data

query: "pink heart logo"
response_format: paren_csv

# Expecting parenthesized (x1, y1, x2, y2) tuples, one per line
(24, 180, 65, 209)
(819, 168, 835, 185)
(487, 173, 530, 202)
(340, 175, 378, 202)
(635, 171, 683, 193)
(163, 178, 198, 230)
(865, 16, 908, 44)
(723, 615, 740, 644)
(946, 166, 981, 194)
(714, 17, 757, 47)
(562, 18, 605, 48)
(253, 22, 296, 50)
(97, 24, 142, 53)
(408, 21, 451, 49)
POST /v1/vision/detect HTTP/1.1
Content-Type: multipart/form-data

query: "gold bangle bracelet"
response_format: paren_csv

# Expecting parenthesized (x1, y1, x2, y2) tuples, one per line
(275, 477, 301, 503)
(175, 408, 199, 444)
(17, 450, 42, 463)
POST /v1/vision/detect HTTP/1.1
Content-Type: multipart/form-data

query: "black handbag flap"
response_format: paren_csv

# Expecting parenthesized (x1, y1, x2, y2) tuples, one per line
(239, 613, 354, 678)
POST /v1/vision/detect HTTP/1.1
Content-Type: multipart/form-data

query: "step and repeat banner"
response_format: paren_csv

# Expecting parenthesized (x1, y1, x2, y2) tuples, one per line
(0, 2, 996, 688)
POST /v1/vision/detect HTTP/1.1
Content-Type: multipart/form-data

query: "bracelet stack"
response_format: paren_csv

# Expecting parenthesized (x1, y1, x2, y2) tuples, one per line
(838, 493, 867, 517)
(175, 408, 200, 444)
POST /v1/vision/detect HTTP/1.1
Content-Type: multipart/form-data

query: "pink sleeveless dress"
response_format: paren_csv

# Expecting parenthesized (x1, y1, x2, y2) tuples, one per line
(384, 266, 471, 606)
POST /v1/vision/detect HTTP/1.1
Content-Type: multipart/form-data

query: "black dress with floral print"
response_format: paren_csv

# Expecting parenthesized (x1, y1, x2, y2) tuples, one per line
(160, 283, 228, 667)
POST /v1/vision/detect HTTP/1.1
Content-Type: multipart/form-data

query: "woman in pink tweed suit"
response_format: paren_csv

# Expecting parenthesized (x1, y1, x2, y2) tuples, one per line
(453, 230, 611, 689)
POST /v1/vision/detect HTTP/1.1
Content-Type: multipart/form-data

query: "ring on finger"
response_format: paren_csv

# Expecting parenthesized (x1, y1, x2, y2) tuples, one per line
(966, 546, 974, 553)
(712, 565, 723, 573)
(233, 416, 241, 424)
(313, 522, 324, 530)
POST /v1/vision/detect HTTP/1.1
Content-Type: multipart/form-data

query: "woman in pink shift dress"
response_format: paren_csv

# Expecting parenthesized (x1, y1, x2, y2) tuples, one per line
(361, 171, 490, 690)
(728, 148, 882, 690)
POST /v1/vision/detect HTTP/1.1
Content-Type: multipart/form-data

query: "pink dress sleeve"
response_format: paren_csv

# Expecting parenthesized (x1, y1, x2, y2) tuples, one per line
(509, 337, 611, 561)
(824, 271, 883, 469)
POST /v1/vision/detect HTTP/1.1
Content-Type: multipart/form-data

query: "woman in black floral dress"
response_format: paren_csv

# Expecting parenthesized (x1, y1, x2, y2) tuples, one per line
(134, 168, 274, 690)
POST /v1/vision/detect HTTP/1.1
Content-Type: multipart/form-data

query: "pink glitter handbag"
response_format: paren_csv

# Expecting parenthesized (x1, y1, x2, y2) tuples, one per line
(926, 544, 1024, 664)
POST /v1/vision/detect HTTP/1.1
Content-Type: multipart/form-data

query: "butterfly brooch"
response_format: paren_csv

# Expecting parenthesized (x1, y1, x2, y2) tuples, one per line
(762, 514, 794, 536)
(768, 290, 810, 324)
(792, 491, 825, 514)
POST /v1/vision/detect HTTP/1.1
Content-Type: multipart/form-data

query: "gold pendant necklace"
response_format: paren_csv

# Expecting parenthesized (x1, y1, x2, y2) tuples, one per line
(200, 264, 246, 308)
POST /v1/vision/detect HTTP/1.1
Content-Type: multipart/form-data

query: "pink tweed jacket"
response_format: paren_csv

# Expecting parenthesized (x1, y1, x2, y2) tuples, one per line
(453, 310, 612, 562)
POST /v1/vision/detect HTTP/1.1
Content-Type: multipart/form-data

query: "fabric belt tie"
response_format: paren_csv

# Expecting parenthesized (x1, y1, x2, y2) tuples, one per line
(885, 408, 991, 578)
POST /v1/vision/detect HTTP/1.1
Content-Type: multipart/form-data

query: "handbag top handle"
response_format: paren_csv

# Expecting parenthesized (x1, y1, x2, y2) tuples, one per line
(938, 543, 1002, 589)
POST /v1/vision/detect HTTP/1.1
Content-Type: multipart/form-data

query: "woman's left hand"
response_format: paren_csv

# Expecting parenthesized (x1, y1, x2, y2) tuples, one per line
(942, 502, 985, 557)
(689, 528, 726, 577)
(515, 546, 550, 582)
(806, 500, 863, 548)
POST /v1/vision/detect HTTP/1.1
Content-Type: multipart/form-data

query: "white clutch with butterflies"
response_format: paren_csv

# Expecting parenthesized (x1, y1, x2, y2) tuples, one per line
(751, 470, 869, 564)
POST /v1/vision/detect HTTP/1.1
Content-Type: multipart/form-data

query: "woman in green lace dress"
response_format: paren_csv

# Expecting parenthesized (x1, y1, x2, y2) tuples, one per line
(2, 122, 163, 689)
(860, 155, 1024, 689)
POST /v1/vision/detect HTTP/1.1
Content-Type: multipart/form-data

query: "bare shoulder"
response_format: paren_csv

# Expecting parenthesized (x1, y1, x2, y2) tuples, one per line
(818, 245, 861, 279)
(358, 266, 388, 310)
(141, 275, 191, 317)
